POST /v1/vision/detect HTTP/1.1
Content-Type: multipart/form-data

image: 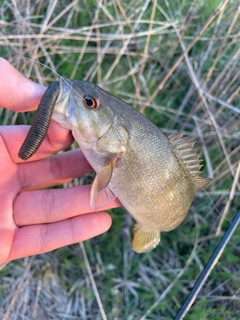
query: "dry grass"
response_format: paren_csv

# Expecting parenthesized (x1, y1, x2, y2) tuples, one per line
(0, 0, 239, 319)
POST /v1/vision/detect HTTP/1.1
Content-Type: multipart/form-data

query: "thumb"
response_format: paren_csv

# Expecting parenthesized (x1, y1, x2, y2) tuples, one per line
(0, 58, 46, 111)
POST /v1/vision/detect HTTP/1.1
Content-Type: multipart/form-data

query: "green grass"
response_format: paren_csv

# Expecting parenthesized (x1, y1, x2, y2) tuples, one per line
(0, 0, 240, 319)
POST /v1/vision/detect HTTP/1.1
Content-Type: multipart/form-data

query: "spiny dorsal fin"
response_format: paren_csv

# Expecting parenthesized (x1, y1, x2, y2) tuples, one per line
(169, 132, 210, 191)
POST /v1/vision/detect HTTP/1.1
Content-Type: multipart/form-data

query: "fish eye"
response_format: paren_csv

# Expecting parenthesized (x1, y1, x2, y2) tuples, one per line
(83, 95, 99, 109)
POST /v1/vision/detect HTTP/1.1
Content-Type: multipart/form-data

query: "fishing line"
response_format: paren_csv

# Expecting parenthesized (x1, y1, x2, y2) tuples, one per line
(14, 56, 86, 100)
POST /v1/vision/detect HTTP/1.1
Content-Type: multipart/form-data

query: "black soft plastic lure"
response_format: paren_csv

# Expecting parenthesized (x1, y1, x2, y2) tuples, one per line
(18, 81, 60, 160)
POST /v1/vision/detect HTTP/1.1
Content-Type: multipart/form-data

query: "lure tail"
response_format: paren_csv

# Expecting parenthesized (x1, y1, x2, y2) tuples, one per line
(18, 81, 59, 160)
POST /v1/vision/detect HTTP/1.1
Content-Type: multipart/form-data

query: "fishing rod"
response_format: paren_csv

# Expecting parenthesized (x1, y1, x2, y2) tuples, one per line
(175, 209, 240, 320)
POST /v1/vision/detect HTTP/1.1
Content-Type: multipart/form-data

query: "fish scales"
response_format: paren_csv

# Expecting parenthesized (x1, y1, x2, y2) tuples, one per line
(20, 78, 209, 253)
(109, 120, 191, 230)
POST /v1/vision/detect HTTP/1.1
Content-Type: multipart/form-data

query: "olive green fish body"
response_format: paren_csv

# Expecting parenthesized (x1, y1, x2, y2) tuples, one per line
(99, 116, 194, 231)
(21, 78, 209, 253)
(51, 79, 209, 252)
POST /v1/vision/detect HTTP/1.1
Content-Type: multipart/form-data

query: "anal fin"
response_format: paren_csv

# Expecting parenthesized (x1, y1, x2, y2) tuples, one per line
(132, 224, 160, 253)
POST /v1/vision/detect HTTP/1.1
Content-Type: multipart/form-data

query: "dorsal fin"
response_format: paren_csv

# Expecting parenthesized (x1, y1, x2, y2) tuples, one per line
(169, 132, 210, 191)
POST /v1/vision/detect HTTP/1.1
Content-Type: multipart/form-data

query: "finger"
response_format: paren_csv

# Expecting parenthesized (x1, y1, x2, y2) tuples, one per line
(14, 184, 121, 226)
(0, 226, 15, 264)
(18, 149, 92, 191)
(7, 212, 112, 262)
(0, 58, 74, 162)
(0, 58, 46, 111)
(0, 122, 73, 163)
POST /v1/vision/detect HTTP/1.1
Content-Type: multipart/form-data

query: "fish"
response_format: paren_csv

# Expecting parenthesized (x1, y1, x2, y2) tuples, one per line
(19, 78, 210, 253)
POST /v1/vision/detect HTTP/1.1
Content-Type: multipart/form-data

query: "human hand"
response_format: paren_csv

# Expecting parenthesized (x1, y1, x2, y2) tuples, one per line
(0, 58, 120, 264)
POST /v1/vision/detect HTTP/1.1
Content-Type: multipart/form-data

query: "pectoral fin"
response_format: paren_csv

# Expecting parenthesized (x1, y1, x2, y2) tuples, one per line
(132, 224, 160, 253)
(90, 159, 116, 210)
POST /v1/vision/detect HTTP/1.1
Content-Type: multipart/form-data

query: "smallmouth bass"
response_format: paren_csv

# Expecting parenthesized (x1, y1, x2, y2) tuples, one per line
(19, 79, 210, 253)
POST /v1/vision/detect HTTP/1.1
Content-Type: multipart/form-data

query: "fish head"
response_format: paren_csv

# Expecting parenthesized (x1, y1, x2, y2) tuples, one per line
(53, 78, 115, 143)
